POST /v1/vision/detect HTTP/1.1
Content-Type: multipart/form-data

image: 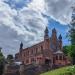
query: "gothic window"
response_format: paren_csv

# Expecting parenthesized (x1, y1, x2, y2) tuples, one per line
(56, 55, 58, 60)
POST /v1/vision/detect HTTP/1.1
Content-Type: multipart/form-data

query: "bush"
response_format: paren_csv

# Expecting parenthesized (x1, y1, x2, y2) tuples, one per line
(0, 63, 4, 75)
(60, 66, 75, 75)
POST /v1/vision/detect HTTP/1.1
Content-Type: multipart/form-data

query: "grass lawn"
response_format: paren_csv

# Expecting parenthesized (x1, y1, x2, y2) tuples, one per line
(40, 66, 74, 75)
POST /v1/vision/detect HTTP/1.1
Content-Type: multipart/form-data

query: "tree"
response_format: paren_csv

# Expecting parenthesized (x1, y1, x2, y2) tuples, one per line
(0, 48, 5, 75)
(63, 46, 71, 56)
(7, 54, 13, 63)
(69, 7, 75, 64)
(70, 45, 75, 64)
(7, 54, 13, 60)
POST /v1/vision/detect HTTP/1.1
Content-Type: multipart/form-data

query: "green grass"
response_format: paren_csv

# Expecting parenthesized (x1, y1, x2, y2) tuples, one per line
(41, 66, 74, 75)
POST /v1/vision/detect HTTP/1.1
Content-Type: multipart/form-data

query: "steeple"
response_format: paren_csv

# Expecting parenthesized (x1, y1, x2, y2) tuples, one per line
(51, 28, 57, 50)
(58, 34, 62, 50)
(44, 27, 49, 39)
(44, 27, 50, 50)
(20, 42, 23, 50)
(58, 34, 62, 40)
(52, 28, 57, 39)
(52, 28, 56, 34)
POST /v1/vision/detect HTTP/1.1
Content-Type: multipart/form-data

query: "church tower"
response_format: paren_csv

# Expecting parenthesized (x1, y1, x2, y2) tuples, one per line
(19, 42, 23, 55)
(20, 42, 23, 50)
(52, 28, 57, 41)
(58, 34, 62, 50)
(51, 28, 57, 50)
(19, 42, 23, 61)
(44, 27, 49, 40)
(44, 27, 50, 49)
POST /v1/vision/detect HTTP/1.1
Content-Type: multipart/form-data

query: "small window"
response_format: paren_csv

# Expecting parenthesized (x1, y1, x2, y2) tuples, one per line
(63, 56, 66, 60)
(41, 46, 43, 50)
(59, 56, 62, 60)
(26, 59, 29, 63)
(31, 50, 34, 54)
(27, 50, 29, 55)
(35, 48, 38, 54)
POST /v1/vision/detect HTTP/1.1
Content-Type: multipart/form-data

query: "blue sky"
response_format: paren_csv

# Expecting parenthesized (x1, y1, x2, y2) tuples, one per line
(4, 0, 32, 9)
(48, 18, 70, 46)
(0, 0, 74, 56)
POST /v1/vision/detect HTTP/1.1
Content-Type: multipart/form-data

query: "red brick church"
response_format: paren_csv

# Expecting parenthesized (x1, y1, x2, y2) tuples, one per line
(15, 27, 70, 68)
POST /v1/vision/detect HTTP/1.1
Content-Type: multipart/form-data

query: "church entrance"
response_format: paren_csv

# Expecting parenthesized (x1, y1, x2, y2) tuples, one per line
(44, 59, 51, 71)
(45, 59, 51, 65)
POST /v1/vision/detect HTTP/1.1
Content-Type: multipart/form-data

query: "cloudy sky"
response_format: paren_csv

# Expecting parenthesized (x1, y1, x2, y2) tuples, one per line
(0, 0, 75, 57)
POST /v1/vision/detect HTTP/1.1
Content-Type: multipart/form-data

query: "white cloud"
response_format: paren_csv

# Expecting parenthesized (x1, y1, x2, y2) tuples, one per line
(44, 0, 75, 24)
(28, 0, 45, 13)
(0, 0, 48, 56)
(0, 0, 75, 57)
(27, 0, 75, 24)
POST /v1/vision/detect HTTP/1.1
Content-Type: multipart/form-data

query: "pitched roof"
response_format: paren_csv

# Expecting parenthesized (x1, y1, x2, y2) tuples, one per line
(54, 50, 63, 54)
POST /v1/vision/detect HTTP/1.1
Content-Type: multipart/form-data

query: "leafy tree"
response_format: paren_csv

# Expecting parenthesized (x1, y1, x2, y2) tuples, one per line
(64, 44, 75, 64)
(0, 52, 5, 63)
(70, 45, 75, 64)
(68, 7, 75, 64)
(7, 54, 13, 63)
(7, 54, 13, 60)
(63, 46, 71, 57)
